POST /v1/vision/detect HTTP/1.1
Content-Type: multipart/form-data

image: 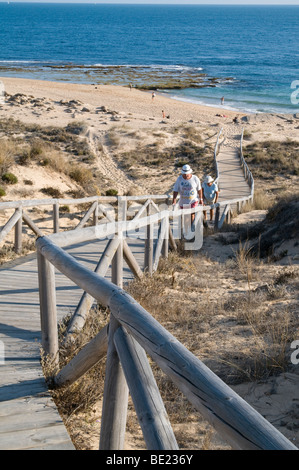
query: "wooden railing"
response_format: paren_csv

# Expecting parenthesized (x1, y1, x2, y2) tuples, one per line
(213, 126, 224, 185)
(35, 215, 297, 450)
(213, 128, 255, 230)
(0, 128, 251, 253)
(2, 129, 296, 450)
(240, 127, 255, 197)
(0, 195, 118, 253)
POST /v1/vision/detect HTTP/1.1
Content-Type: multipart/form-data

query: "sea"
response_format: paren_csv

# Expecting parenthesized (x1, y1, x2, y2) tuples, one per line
(0, 3, 298, 115)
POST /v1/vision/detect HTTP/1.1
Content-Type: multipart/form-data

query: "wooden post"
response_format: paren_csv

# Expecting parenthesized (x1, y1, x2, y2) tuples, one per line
(53, 203, 59, 233)
(99, 315, 129, 450)
(35, 236, 297, 450)
(111, 197, 126, 288)
(99, 196, 129, 450)
(123, 239, 143, 279)
(65, 237, 121, 340)
(37, 250, 59, 369)
(168, 224, 177, 251)
(22, 212, 44, 237)
(54, 325, 108, 388)
(76, 201, 98, 229)
(93, 200, 99, 226)
(14, 209, 22, 254)
(226, 205, 231, 224)
(114, 327, 179, 450)
(153, 217, 167, 272)
(214, 205, 220, 231)
(0, 208, 22, 244)
(162, 214, 169, 259)
(144, 204, 154, 274)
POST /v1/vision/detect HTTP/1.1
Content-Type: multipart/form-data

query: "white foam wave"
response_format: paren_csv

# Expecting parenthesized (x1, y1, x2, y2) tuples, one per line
(92, 63, 203, 72)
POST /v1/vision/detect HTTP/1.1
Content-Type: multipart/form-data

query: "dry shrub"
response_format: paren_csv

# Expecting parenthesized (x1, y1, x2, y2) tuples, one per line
(0, 140, 15, 175)
(69, 164, 93, 185)
(244, 139, 299, 177)
(233, 240, 258, 283)
(252, 188, 272, 210)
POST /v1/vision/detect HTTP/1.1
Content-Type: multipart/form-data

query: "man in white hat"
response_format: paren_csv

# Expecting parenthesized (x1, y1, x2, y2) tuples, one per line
(172, 164, 203, 227)
(202, 175, 219, 224)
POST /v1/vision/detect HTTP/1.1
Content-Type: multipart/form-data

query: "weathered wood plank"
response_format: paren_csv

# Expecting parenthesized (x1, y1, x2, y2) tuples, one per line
(36, 236, 297, 450)
(0, 236, 145, 450)
(114, 327, 179, 450)
(54, 325, 108, 388)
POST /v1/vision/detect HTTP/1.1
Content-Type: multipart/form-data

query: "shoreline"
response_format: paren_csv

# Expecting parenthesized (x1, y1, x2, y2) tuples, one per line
(0, 76, 298, 148)
(0, 76, 246, 130)
(0, 75, 298, 203)
(0, 76, 297, 119)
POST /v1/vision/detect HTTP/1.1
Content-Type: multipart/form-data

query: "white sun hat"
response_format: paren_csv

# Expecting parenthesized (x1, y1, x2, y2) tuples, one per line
(181, 164, 192, 175)
(205, 175, 214, 183)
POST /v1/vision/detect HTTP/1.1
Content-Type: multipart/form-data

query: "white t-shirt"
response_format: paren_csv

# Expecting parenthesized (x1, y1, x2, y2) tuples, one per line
(173, 175, 201, 206)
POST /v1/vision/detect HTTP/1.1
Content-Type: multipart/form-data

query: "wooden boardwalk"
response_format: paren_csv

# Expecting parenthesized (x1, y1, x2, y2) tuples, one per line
(217, 145, 251, 204)
(0, 136, 251, 450)
(0, 239, 145, 450)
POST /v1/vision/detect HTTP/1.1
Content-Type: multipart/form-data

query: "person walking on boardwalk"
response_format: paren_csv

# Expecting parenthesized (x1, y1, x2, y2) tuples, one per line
(202, 175, 219, 225)
(172, 164, 203, 229)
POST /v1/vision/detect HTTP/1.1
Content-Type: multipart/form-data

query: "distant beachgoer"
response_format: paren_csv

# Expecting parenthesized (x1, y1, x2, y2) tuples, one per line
(172, 164, 203, 229)
(202, 175, 219, 224)
(152, 92, 156, 101)
(0, 81, 5, 105)
(129, 83, 132, 91)
(162, 110, 165, 119)
(221, 97, 224, 105)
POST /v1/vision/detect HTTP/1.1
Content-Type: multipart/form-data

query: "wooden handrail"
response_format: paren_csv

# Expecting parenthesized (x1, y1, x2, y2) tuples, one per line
(1, 131, 254, 251)
(35, 235, 297, 451)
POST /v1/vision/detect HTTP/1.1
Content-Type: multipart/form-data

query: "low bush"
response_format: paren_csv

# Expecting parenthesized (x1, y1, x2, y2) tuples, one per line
(105, 188, 118, 196)
(69, 165, 93, 185)
(244, 139, 299, 177)
(2, 172, 18, 184)
(41, 187, 63, 198)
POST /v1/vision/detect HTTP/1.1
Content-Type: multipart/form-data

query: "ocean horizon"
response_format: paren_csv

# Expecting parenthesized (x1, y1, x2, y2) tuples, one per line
(0, 3, 298, 114)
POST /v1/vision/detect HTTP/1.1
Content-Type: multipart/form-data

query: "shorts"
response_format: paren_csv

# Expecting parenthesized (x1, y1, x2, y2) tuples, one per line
(180, 200, 199, 209)
(204, 198, 216, 205)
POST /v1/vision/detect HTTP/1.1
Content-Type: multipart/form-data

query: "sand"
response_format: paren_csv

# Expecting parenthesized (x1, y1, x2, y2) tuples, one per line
(1, 76, 298, 145)
(0, 76, 298, 200)
(0, 77, 298, 450)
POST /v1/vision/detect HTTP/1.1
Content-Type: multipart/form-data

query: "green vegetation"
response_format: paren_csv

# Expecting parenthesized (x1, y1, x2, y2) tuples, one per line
(2, 172, 18, 184)
(105, 188, 118, 196)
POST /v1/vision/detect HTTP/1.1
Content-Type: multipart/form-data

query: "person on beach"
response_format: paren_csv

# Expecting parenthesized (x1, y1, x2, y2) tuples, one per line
(0, 81, 5, 105)
(221, 97, 224, 105)
(152, 91, 156, 101)
(202, 175, 219, 225)
(172, 164, 203, 229)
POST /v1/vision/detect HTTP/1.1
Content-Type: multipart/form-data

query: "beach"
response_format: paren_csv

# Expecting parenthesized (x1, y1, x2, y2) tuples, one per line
(0, 1, 298, 451)
(0, 76, 298, 450)
(1, 76, 298, 136)
(0, 76, 244, 128)
(0, 76, 298, 199)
